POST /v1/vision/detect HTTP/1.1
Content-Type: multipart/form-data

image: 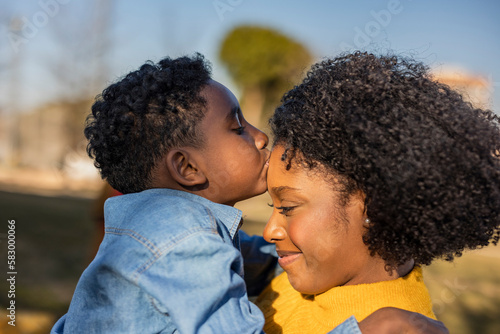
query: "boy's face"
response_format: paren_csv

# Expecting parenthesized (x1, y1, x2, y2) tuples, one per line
(194, 80, 270, 206)
(264, 145, 389, 294)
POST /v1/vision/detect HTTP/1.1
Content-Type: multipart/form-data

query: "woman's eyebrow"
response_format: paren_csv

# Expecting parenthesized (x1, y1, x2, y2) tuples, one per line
(271, 186, 300, 195)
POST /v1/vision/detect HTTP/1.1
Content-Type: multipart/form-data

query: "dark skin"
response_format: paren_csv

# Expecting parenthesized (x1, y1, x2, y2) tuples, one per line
(359, 308, 448, 334)
(151, 80, 270, 206)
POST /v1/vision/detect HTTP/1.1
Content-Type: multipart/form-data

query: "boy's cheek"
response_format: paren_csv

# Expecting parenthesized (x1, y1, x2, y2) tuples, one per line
(236, 140, 259, 156)
(204, 171, 233, 201)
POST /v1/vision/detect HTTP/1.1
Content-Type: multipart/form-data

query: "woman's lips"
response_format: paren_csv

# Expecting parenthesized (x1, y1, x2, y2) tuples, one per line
(277, 251, 302, 267)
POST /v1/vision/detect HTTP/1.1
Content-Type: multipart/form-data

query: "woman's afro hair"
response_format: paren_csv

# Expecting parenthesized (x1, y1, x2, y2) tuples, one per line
(85, 53, 211, 194)
(271, 51, 500, 267)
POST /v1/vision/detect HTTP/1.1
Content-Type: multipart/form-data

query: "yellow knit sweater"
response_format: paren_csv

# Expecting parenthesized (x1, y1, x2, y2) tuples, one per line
(255, 267, 436, 334)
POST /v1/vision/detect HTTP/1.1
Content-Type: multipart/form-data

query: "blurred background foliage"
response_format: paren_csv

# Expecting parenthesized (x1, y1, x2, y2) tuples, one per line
(220, 25, 312, 127)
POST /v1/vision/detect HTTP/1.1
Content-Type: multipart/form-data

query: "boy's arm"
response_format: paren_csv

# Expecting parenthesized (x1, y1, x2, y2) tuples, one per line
(328, 308, 449, 334)
(358, 307, 448, 334)
(139, 231, 266, 334)
(238, 231, 279, 296)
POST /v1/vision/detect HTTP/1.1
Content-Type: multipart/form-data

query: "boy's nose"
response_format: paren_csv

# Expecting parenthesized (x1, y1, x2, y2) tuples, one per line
(253, 127, 269, 150)
(263, 213, 286, 243)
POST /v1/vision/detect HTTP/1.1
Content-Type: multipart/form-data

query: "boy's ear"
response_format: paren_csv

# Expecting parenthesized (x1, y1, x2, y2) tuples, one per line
(165, 149, 207, 187)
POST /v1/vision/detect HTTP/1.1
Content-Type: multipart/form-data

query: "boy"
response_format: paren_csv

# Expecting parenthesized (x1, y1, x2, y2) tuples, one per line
(52, 53, 271, 333)
(52, 54, 446, 334)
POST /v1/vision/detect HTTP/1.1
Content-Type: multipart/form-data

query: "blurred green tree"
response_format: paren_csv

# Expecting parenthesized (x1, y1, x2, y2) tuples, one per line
(219, 25, 312, 128)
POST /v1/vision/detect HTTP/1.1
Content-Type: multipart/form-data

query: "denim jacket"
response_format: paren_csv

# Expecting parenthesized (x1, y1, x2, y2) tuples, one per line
(51, 188, 361, 334)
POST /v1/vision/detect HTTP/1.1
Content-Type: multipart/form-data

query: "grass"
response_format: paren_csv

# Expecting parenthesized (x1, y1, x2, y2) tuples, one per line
(0, 191, 96, 320)
(0, 190, 498, 333)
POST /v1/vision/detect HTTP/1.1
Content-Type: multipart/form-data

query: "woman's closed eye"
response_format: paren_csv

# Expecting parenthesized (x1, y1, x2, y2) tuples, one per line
(268, 203, 297, 216)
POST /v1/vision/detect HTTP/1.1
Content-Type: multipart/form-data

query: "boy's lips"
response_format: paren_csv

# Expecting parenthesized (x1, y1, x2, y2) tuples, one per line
(277, 250, 302, 267)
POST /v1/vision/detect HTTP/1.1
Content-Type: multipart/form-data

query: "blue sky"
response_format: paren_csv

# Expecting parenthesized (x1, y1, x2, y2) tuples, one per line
(1, 0, 499, 112)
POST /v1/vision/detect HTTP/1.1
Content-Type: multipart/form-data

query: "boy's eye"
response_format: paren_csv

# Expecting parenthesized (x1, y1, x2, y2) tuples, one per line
(233, 126, 245, 135)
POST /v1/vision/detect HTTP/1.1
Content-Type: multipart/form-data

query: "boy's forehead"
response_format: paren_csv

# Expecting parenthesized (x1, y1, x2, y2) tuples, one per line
(203, 80, 236, 100)
(201, 80, 239, 116)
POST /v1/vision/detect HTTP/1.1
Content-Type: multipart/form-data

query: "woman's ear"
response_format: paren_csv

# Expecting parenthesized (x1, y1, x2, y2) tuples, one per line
(165, 149, 207, 187)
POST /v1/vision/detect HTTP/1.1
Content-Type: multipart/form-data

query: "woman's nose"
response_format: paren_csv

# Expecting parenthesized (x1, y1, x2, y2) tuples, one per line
(263, 213, 286, 243)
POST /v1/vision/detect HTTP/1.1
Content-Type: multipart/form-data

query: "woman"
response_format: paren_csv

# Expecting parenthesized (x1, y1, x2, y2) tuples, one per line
(255, 52, 500, 333)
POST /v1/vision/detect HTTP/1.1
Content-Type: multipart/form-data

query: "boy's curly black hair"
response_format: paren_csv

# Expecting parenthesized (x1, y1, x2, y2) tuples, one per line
(271, 51, 500, 267)
(85, 53, 212, 194)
